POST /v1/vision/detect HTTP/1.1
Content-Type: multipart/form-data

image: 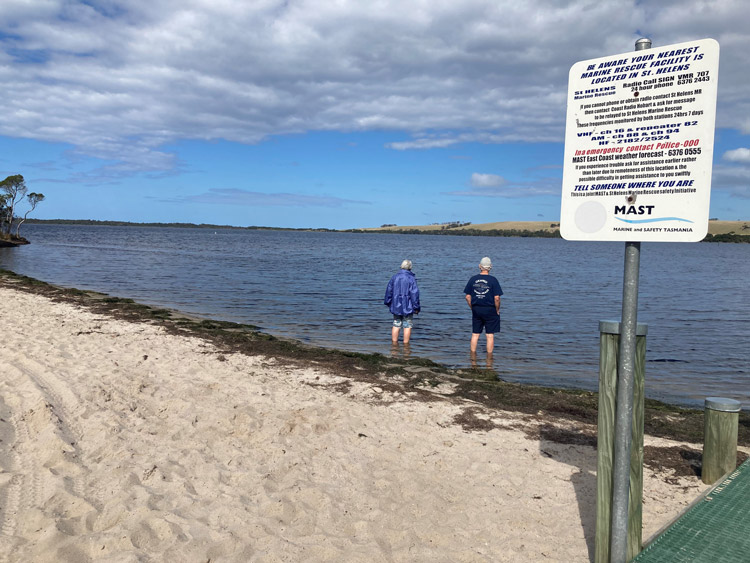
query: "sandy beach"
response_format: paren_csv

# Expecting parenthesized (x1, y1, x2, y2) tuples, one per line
(0, 283, 713, 562)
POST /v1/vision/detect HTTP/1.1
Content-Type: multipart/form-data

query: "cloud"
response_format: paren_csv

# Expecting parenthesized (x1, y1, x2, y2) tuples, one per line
(386, 129, 562, 152)
(447, 172, 560, 198)
(713, 147, 750, 198)
(1, 1, 750, 171)
(167, 188, 369, 207)
(711, 165, 750, 199)
(471, 173, 505, 187)
(723, 148, 750, 163)
(386, 138, 461, 150)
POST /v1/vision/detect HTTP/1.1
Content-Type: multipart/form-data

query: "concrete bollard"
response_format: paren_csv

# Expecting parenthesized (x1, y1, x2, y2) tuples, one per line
(702, 397, 741, 485)
(595, 320, 648, 563)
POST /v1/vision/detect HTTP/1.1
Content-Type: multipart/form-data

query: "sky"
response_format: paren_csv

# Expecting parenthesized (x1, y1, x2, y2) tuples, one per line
(1, 0, 749, 229)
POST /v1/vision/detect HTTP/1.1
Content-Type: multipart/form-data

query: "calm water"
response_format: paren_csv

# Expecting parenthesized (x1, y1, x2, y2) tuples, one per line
(2, 224, 748, 408)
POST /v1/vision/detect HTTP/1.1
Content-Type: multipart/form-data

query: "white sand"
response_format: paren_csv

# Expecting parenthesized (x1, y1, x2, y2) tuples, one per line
(0, 286, 709, 562)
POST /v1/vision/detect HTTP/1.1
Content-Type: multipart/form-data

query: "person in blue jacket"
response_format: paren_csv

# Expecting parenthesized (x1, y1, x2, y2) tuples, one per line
(384, 259, 421, 344)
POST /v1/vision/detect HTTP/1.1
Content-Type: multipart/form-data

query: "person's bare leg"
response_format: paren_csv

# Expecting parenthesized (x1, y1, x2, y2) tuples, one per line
(403, 327, 412, 344)
(486, 333, 495, 354)
(392, 326, 400, 343)
(470, 333, 480, 353)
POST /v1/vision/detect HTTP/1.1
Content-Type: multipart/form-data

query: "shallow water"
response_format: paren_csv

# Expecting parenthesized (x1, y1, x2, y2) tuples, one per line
(2, 224, 748, 407)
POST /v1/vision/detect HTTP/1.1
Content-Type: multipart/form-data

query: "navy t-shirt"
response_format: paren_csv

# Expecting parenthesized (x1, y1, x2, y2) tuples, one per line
(464, 274, 503, 307)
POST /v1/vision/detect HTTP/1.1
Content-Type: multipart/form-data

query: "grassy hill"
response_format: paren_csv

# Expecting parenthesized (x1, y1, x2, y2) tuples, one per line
(369, 220, 749, 236)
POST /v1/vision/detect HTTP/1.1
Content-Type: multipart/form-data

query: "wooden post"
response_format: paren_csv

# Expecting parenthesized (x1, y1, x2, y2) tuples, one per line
(702, 397, 741, 484)
(595, 320, 647, 563)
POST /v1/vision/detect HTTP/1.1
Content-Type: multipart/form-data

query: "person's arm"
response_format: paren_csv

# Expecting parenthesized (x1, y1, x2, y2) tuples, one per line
(494, 278, 503, 314)
(384, 278, 394, 306)
(411, 281, 420, 314)
(466, 294, 472, 309)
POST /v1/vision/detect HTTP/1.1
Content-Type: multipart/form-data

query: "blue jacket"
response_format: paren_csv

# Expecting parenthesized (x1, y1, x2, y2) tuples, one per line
(384, 269, 421, 315)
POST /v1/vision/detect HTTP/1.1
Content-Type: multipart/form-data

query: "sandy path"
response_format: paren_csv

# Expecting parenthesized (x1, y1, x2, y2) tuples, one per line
(0, 287, 707, 562)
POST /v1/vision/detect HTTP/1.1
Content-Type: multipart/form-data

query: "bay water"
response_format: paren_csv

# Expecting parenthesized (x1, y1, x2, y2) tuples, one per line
(2, 223, 747, 408)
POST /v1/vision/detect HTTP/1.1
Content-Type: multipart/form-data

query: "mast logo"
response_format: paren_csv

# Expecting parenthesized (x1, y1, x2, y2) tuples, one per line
(614, 204, 692, 224)
(614, 205, 654, 216)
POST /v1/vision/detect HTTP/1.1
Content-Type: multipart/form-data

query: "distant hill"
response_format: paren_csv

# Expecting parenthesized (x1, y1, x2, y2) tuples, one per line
(365, 220, 750, 238)
(368, 221, 560, 233)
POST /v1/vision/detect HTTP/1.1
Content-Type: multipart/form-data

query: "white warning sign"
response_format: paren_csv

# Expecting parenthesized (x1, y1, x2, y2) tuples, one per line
(560, 39, 720, 242)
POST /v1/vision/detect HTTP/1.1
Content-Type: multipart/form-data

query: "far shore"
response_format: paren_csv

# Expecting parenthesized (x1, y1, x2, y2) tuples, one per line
(367, 219, 750, 237)
(24, 218, 750, 238)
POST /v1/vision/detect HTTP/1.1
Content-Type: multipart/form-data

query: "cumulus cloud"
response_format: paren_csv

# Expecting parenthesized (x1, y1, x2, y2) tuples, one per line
(723, 148, 750, 162)
(1, 0, 750, 173)
(471, 173, 505, 187)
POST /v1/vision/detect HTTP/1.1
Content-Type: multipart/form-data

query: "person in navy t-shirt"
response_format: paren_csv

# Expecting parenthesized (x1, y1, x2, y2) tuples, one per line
(463, 256, 503, 355)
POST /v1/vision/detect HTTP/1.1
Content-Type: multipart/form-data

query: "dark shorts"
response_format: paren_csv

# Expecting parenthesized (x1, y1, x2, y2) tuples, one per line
(472, 306, 500, 334)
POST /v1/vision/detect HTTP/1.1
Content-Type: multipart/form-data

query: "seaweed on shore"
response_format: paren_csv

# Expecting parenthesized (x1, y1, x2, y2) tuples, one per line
(2, 267, 748, 479)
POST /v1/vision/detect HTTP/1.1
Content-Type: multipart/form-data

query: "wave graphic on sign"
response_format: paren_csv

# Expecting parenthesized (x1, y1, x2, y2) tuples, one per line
(615, 217, 694, 224)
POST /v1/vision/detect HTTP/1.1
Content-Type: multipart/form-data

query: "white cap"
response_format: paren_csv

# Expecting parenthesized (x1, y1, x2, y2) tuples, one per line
(479, 257, 492, 270)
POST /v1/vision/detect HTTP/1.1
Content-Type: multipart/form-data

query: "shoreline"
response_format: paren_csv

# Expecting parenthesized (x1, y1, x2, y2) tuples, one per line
(3, 267, 748, 453)
(23, 219, 750, 240)
(357, 220, 750, 242)
(1, 269, 748, 560)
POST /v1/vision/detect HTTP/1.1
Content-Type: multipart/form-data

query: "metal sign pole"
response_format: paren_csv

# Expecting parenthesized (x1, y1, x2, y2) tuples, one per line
(560, 33, 720, 558)
(609, 241, 641, 562)
(609, 37, 651, 563)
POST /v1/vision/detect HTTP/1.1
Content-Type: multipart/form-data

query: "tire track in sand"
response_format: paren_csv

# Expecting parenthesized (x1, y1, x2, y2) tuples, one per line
(13, 356, 101, 510)
(0, 366, 51, 541)
(0, 355, 100, 547)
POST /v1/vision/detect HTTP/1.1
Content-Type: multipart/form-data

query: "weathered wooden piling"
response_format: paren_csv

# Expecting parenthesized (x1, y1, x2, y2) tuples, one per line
(702, 397, 742, 485)
(595, 320, 647, 563)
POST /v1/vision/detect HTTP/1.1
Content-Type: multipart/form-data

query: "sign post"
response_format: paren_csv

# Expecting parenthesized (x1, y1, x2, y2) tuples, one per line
(561, 38, 720, 563)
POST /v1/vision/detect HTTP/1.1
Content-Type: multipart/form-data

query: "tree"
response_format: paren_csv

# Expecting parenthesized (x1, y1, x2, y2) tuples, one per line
(15, 192, 46, 237)
(0, 193, 8, 234)
(0, 175, 27, 237)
